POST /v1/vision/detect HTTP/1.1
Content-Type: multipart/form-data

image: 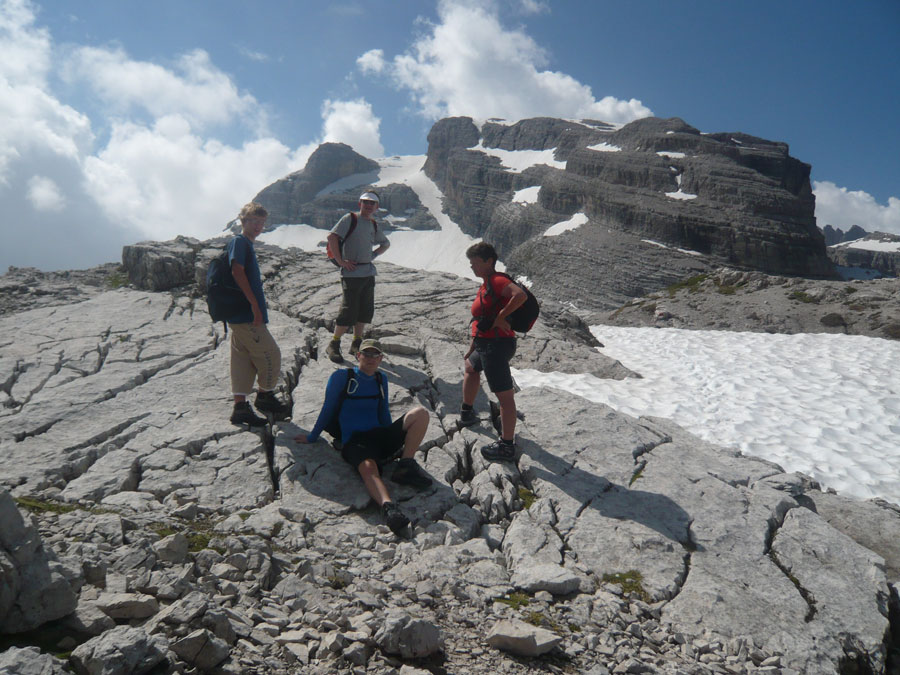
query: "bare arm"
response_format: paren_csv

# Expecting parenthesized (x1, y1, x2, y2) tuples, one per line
(327, 233, 356, 271)
(231, 262, 263, 326)
(492, 282, 527, 332)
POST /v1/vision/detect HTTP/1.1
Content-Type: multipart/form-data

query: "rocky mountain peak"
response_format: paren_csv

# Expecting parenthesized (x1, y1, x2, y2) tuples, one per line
(250, 142, 380, 227)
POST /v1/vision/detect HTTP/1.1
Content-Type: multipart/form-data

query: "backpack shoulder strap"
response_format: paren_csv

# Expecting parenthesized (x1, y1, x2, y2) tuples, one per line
(374, 371, 386, 399)
(344, 367, 356, 393)
(344, 212, 358, 241)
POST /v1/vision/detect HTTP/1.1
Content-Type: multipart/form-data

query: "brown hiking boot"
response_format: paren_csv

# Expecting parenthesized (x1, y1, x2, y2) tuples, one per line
(325, 339, 343, 363)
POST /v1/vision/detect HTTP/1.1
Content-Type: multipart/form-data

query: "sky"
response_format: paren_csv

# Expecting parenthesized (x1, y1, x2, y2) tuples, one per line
(2, 0, 898, 272)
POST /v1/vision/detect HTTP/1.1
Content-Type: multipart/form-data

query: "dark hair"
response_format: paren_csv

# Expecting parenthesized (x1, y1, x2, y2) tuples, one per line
(466, 242, 498, 264)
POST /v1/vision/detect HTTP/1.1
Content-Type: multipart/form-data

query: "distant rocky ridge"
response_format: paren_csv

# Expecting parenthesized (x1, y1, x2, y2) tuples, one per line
(823, 223, 869, 246)
(0, 239, 898, 673)
(828, 232, 900, 279)
(251, 115, 836, 314)
(602, 267, 900, 340)
(250, 142, 439, 233)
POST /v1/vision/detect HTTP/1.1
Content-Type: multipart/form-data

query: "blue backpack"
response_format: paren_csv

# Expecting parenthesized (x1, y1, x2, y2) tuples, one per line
(206, 245, 250, 328)
(323, 368, 386, 449)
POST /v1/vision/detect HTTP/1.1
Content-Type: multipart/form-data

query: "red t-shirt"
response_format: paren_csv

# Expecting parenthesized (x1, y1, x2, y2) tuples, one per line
(471, 274, 515, 338)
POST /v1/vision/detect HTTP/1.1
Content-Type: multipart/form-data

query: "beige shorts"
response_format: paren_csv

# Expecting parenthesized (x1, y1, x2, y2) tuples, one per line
(229, 323, 281, 395)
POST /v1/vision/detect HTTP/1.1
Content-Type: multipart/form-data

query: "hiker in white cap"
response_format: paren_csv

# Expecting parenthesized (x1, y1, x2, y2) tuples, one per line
(325, 190, 391, 363)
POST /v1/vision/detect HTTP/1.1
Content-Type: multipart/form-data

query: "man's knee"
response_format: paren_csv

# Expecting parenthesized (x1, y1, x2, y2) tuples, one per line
(404, 406, 428, 428)
(495, 389, 516, 406)
(357, 458, 379, 477)
(464, 359, 478, 376)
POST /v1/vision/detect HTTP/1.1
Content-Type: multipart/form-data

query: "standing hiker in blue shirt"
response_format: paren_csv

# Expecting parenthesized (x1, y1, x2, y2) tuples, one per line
(294, 340, 431, 535)
(227, 202, 291, 427)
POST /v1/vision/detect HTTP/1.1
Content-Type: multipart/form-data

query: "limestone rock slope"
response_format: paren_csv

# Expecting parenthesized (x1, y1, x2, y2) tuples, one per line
(602, 267, 900, 340)
(0, 242, 897, 673)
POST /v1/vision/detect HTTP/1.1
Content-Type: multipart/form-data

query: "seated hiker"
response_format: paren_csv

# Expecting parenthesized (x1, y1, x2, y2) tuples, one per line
(458, 242, 527, 461)
(293, 339, 431, 535)
(227, 202, 291, 427)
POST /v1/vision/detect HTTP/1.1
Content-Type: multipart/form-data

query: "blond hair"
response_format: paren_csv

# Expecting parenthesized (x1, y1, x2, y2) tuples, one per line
(239, 202, 268, 221)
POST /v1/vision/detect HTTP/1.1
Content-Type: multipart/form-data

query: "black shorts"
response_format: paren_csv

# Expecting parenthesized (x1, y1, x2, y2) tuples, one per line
(341, 417, 406, 469)
(336, 276, 376, 326)
(468, 337, 517, 392)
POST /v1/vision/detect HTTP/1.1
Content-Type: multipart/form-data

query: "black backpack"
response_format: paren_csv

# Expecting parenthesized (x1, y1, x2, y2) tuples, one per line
(479, 272, 540, 333)
(206, 244, 250, 329)
(327, 212, 377, 267)
(323, 368, 387, 449)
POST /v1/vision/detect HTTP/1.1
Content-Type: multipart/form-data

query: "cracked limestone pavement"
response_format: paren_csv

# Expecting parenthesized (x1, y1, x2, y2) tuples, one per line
(0, 244, 898, 673)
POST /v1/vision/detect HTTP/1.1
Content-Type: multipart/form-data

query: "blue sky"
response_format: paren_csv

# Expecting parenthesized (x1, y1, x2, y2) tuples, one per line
(2, 0, 898, 271)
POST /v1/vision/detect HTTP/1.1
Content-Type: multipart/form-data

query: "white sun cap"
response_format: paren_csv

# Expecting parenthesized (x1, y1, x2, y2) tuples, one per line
(359, 191, 380, 202)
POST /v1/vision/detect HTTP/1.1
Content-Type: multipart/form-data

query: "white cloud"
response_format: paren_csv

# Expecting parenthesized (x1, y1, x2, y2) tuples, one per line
(27, 175, 64, 211)
(517, 0, 549, 15)
(320, 98, 385, 158)
(384, 0, 651, 125)
(83, 115, 311, 240)
(0, 0, 317, 271)
(814, 181, 900, 236)
(357, 48, 386, 74)
(0, 0, 50, 85)
(239, 46, 270, 62)
(63, 46, 265, 132)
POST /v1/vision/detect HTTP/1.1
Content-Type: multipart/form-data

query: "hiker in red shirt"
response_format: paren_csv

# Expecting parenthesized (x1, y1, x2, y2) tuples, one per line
(458, 242, 527, 461)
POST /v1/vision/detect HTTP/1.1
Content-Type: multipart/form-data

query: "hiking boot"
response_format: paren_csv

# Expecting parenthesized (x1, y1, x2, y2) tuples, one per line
(348, 336, 362, 357)
(458, 408, 478, 427)
(381, 501, 410, 536)
(480, 439, 516, 462)
(325, 339, 343, 363)
(230, 401, 267, 428)
(254, 391, 291, 421)
(391, 457, 432, 490)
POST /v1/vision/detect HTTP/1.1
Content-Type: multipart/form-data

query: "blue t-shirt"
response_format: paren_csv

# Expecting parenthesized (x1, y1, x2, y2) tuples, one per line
(307, 368, 391, 443)
(226, 235, 267, 324)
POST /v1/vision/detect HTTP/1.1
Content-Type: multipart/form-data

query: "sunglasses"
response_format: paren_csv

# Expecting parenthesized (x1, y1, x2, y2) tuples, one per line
(360, 350, 382, 358)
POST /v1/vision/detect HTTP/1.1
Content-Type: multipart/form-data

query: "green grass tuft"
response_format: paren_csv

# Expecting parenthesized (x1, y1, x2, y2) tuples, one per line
(494, 591, 531, 610)
(602, 570, 650, 602)
(105, 269, 129, 289)
(666, 274, 709, 297)
(14, 497, 78, 514)
(518, 487, 537, 509)
(789, 290, 818, 304)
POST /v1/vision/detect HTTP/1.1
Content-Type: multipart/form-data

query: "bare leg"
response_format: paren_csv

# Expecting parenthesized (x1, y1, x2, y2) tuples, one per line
(333, 325, 349, 340)
(357, 459, 392, 506)
(353, 322, 365, 339)
(400, 406, 429, 459)
(495, 389, 517, 441)
(462, 359, 480, 406)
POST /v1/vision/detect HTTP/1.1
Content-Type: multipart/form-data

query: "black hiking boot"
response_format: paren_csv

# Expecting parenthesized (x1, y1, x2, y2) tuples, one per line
(381, 502, 410, 536)
(458, 408, 478, 427)
(391, 457, 432, 490)
(480, 439, 516, 462)
(325, 339, 343, 363)
(231, 401, 267, 428)
(348, 336, 362, 357)
(254, 391, 291, 421)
